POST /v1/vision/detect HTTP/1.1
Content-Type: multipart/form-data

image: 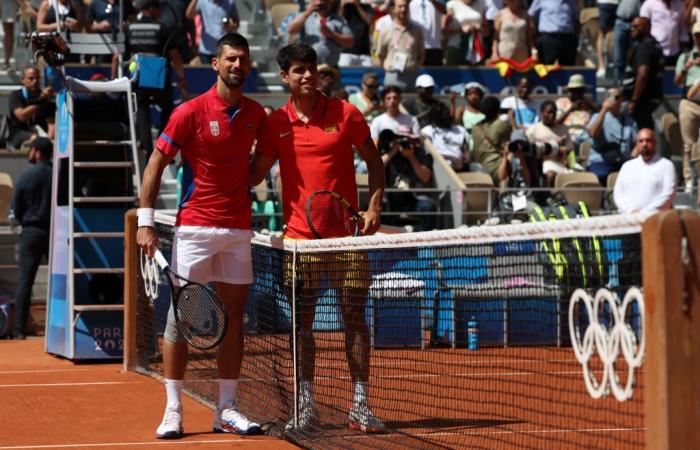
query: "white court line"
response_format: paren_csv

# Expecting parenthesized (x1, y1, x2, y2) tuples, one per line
(0, 382, 143, 388)
(0, 368, 116, 375)
(0, 439, 281, 449)
(345, 426, 646, 440)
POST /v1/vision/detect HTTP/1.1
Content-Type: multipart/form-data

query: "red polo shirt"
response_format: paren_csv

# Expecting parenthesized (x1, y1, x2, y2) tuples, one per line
(156, 85, 266, 229)
(256, 94, 370, 239)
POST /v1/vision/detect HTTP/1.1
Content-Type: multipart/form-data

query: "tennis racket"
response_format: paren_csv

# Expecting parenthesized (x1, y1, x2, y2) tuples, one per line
(305, 190, 408, 239)
(152, 250, 228, 350)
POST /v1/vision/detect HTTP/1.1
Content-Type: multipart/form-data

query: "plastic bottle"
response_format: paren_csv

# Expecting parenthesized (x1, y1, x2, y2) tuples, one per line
(467, 316, 479, 350)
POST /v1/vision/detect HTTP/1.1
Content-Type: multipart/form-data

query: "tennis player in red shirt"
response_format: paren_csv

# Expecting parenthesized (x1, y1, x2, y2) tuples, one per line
(136, 33, 266, 439)
(251, 43, 386, 433)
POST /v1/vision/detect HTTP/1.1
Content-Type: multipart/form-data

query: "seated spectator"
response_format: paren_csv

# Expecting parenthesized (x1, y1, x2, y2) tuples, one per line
(449, 81, 485, 151)
(421, 102, 469, 170)
(500, 77, 541, 129)
(490, 0, 535, 63)
(378, 128, 437, 230)
(8, 66, 55, 149)
(442, 0, 486, 65)
(555, 74, 598, 146)
(526, 100, 574, 187)
(402, 74, 443, 128)
(587, 87, 637, 185)
(370, 85, 420, 144)
(375, 0, 425, 90)
(37, 0, 81, 32)
(674, 21, 700, 193)
(472, 95, 511, 183)
(613, 128, 676, 213)
(186, 0, 239, 64)
(317, 63, 339, 96)
(348, 71, 383, 123)
(339, 0, 374, 66)
(287, 0, 354, 66)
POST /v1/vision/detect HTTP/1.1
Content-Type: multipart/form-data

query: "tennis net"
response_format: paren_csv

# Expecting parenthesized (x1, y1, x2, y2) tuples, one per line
(131, 211, 646, 449)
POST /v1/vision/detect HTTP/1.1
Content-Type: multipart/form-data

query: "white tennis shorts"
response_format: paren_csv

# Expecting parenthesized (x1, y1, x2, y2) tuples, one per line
(171, 226, 254, 285)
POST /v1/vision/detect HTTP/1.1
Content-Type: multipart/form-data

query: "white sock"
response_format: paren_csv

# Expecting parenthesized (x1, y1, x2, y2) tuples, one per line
(299, 379, 313, 403)
(219, 379, 238, 410)
(353, 382, 368, 405)
(165, 379, 184, 407)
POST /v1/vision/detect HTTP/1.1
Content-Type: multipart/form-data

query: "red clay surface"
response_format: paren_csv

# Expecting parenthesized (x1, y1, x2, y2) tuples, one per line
(0, 338, 298, 450)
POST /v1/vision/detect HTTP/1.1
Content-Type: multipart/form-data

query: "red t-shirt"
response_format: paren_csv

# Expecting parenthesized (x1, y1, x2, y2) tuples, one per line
(156, 85, 267, 229)
(256, 94, 370, 239)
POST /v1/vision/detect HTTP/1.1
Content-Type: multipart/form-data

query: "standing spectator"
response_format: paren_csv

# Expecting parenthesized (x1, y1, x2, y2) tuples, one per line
(161, 0, 196, 64)
(87, 0, 134, 33)
(370, 85, 420, 143)
(317, 63, 339, 95)
(375, 0, 425, 90)
(500, 77, 541, 129)
(587, 87, 637, 184)
(555, 74, 598, 146)
(482, 0, 503, 60)
(674, 21, 700, 193)
(403, 74, 444, 128)
(186, 0, 239, 64)
(527, 0, 578, 65)
(442, 0, 487, 65)
(37, 0, 81, 32)
(626, 16, 664, 130)
(11, 137, 53, 339)
(410, 0, 445, 65)
(613, 0, 641, 84)
(1, 0, 27, 71)
(640, 0, 686, 65)
(338, 0, 374, 66)
(526, 100, 574, 187)
(348, 71, 383, 123)
(8, 66, 55, 149)
(287, 0, 354, 66)
(597, 0, 619, 78)
(491, 0, 536, 63)
(614, 128, 676, 213)
(422, 101, 470, 170)
(472, 95, 511, 183)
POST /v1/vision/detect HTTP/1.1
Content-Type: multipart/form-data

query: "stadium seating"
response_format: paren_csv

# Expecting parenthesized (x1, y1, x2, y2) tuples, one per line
(554, 171, 603, 211)
(457, 172, 496, 225)
(0, 172, 12, 224)
(606, 171, 618, 210)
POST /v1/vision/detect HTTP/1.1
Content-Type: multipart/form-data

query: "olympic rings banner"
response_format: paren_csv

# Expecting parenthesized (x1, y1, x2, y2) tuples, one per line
(568, 287, 645, 402)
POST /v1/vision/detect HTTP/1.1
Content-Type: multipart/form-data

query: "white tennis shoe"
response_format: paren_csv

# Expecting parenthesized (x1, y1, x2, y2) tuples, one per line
(348, 402, 385, 434)
(212, 403, 262, 435)
(156, 403, 183, 439)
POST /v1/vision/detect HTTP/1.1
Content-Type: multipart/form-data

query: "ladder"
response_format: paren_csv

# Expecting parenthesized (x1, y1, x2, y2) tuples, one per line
(45, 76, 141, 359)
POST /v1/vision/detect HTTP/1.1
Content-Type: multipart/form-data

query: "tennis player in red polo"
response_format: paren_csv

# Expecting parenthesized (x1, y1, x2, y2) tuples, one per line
(136, 33, 266, 439)
(251, 44, 386, 433)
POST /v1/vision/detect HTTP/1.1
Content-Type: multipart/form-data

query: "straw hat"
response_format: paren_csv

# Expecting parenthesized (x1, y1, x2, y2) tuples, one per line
(564, 74, 588, 91)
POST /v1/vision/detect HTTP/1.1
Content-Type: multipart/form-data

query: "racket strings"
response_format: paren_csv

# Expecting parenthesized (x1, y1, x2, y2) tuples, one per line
(309, 194, 359, 238)
(176, 284, 227, 350)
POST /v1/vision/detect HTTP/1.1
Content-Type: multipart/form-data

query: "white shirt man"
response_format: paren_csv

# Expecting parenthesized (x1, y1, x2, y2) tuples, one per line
(409, 0, 444, 64)
(370, 85, 421, 141)
(614, 128, 677, 213)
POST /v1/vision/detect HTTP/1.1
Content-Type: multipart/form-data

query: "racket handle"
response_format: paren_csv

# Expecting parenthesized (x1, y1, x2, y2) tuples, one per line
(153, 249, 169, 270)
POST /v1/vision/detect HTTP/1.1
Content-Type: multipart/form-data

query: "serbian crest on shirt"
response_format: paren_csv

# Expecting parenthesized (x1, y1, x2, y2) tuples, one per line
(209, 121, 219, 136)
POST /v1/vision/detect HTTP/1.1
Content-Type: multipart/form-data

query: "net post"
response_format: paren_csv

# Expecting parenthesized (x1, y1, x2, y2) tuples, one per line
(123, 208, 138, 372)
(642, 210, 700, 450)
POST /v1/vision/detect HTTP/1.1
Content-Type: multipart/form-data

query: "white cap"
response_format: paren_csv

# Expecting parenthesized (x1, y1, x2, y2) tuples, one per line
(415, 74, 435, 88)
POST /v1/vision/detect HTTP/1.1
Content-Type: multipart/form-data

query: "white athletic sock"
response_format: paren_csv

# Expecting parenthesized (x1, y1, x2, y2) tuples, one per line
(165, 379, 184, 407)
(219, 379, 239, 410)
(299, 379, 313, 404)
(353, 382, 368, 406)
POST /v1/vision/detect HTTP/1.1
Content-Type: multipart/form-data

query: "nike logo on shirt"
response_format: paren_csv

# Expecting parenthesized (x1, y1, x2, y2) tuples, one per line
(280, 131, 292, 137)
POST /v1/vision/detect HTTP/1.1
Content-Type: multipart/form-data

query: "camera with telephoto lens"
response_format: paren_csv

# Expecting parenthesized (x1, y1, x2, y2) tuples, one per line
(507, 131, 559, 159)
(399, 138, 412, 149)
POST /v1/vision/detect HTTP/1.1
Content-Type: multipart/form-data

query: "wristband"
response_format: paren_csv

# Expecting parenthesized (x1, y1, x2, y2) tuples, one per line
(137, 208, 155, 227)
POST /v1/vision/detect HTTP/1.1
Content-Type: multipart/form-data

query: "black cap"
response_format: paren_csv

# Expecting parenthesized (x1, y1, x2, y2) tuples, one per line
(479, 96, 501, 120)
(28, 137, 53, 159)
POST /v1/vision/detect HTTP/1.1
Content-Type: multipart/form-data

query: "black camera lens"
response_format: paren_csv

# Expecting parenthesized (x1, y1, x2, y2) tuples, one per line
(399, 138, 411, 148)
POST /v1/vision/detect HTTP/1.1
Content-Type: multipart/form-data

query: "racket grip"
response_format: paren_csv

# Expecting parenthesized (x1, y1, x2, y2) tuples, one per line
(153, 249, 169, 269)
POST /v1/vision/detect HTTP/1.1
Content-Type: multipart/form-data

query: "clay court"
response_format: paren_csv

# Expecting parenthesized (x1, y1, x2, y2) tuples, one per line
(0, 339, 297, 450)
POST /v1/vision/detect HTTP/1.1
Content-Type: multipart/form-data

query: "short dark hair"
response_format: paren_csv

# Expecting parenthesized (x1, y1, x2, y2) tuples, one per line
(215, 33, 250, 57)
(276, 43, 317, 73)
(381, 85, 402, 99)
(29, 137, 53, 159)
(540, 100, 556, 112)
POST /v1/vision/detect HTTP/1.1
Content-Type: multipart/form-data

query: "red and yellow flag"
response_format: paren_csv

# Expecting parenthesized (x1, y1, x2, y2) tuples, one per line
(488, 57, 561, 78)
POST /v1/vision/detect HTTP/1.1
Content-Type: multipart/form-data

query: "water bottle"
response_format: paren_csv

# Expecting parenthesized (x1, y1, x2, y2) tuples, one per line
(467, 316, 479, 350)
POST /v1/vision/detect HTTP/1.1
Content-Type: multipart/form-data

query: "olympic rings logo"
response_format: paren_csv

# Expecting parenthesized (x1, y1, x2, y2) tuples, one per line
(140, 250, 160, 301)
(568, 287, 645, 402)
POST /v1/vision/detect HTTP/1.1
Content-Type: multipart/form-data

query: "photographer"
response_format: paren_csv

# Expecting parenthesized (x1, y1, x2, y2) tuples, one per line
(497, 129, 542, 215)
(287, 0, 354, 66)
(8, 66, 55, 149)
(378, 129, 437, 230)
(526, 100, 574, 187)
